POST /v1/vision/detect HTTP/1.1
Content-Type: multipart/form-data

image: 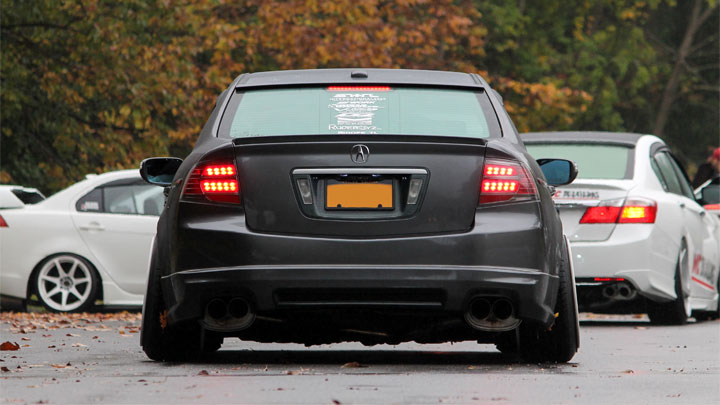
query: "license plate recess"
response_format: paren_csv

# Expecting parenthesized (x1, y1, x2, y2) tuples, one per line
(326, 180, 393, 209)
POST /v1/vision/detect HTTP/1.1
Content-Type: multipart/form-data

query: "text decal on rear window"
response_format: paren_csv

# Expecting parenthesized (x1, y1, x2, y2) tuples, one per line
(327, 92, 387, 134)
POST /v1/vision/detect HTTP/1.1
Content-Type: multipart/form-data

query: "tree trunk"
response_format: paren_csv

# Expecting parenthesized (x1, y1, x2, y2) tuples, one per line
(653, 0, 716, 137)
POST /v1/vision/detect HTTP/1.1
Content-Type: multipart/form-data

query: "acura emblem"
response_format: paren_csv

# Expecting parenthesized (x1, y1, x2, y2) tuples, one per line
(351, 144, 370, 164)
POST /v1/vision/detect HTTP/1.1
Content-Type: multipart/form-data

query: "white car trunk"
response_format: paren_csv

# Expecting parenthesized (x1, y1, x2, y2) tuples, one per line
(553, 179, 634, 242)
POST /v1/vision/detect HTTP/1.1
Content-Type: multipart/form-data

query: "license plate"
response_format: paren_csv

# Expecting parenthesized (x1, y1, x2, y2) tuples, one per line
(326, 182, 393, 209)
(553, 188, 601, 201)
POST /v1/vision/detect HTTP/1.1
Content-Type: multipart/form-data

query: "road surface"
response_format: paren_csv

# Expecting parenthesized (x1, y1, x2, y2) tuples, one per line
(1, 312, 718, 404)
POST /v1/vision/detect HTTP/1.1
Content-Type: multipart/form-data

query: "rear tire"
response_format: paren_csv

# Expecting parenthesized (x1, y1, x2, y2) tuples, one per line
(648, 243, 690, 325)
(518, 240, 579, 363)
(141, 244, 220, 361)
(31, 254, 100, 313)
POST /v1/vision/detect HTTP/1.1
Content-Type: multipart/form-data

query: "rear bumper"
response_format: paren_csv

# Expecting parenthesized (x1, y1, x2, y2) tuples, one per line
(571, 224, 678, 301)
(162, 264, 558, 327)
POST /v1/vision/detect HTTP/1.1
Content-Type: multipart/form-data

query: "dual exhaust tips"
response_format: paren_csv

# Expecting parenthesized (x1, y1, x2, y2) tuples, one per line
(601, 282, 636, 301)
(464, 297, 520, 332)
(203, 298, 255, 332)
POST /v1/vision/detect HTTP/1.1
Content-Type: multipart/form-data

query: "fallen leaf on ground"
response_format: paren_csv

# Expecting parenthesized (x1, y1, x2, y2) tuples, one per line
(1, 366, 10, 372)
(0, 341, 20, 351)
(341, 362, 366, 368)
(197, 370, 209, 376)
(622, 369, 634, 374)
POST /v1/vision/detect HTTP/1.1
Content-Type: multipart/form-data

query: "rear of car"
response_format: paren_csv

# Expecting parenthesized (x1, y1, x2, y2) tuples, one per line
(522, 132, 720, 323)
(141, 69, 579, 362)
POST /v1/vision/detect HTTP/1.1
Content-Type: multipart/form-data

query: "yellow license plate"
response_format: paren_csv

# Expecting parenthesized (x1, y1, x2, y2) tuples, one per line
(326, 182, 393, 209)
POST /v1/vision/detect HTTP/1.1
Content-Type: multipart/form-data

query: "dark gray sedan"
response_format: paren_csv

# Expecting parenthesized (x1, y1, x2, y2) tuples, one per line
(139, 69, 579, 362)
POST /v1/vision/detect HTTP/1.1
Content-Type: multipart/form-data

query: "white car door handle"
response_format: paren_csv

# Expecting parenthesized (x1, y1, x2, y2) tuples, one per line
(79, 222, 105, 231)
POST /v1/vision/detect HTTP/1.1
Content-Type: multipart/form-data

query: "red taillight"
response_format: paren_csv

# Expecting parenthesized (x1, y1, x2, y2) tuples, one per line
(579, 206, 621, 224)
(482, 180, 518, 193)
(204, 165, 235, 177)
(0, 214, 7, 227)
(183, 161, 241, 204)
(594, 277, 625, 282)
(478, 159, 537, 204)
(485, 165, 516, 177)
(327, 86, 392, 91)
(580, 198, 656, 224)
(201, 180, 238, 193)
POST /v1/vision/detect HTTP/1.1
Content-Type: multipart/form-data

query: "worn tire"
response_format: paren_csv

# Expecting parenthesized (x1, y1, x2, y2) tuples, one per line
(519, 239, 579, 363)
(648, 243, 690, 325)
(141, 242, 218, 361)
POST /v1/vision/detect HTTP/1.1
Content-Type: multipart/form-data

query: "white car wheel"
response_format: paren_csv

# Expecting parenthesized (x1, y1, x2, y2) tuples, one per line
(35, 255, 98, 312)
(648, 242, 691, 325)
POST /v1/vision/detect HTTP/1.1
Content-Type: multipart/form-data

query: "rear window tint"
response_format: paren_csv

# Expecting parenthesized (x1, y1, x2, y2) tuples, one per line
(219, 87, 500, 139)
(525, 143, 633, 180)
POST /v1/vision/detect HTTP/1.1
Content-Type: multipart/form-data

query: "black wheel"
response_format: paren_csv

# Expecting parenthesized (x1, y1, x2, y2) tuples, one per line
(31, 254, 100, 312)
(648, 243, 691, 325)
(141, 243, 219, 361)
(519, 239, 579, 363)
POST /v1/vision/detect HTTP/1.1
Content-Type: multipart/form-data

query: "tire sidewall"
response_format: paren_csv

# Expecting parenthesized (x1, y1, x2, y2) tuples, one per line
(30, 253, 100, 313)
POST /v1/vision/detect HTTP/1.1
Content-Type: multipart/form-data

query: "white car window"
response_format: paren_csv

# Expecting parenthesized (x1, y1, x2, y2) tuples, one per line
(133, 185, 164, 216)
(653, 152, 684, 196)
(104, 185, 137, 214)
(76, 188, 103, 212)
(76, 181, 163, 216)
(666, 154, 696, 200)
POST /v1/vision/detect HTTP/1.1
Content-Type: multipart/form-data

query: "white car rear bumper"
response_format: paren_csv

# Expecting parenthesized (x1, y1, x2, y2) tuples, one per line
(571, 224, 679, 302)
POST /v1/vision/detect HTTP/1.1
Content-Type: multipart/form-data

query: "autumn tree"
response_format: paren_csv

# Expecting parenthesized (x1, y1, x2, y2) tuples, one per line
(2, 0, 717, 192)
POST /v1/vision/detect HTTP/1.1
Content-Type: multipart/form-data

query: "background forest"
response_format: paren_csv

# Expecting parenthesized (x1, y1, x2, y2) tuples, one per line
(1, 0, 718, 193)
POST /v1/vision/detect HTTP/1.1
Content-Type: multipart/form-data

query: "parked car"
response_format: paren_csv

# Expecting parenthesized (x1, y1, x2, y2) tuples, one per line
(0, 185, 45, 208)
(521, 131, 720, 323)
(139, 68, 580, 362)
(695, 176, 720, 218)
(0, 170, 163, 312)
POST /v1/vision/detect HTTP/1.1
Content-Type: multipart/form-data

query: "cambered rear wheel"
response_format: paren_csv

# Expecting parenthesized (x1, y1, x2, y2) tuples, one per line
(648, 243, 690, 325)
(517, 240, 579, 363)
(141, 247, 222, 361)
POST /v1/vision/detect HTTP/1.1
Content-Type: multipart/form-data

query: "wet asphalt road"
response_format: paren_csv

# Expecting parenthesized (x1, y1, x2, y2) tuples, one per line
(1, 313, 718, 405)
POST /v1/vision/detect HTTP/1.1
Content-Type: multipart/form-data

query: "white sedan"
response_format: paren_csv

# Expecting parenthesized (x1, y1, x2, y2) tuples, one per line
(522, 132, 720, 324)
(0, 170, 163, 312)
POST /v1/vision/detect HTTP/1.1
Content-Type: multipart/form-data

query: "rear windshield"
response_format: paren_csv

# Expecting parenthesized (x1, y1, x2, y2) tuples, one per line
(218, 86, 500, 138)
(525, 143, 634, 180)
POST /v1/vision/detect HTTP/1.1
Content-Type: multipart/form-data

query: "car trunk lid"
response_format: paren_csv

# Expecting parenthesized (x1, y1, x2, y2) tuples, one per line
(233, 136, 486, 237)
(552, 179, 634, 242)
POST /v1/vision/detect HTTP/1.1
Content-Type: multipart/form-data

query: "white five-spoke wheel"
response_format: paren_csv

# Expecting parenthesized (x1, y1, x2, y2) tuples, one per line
(35, 255, 98, 312)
